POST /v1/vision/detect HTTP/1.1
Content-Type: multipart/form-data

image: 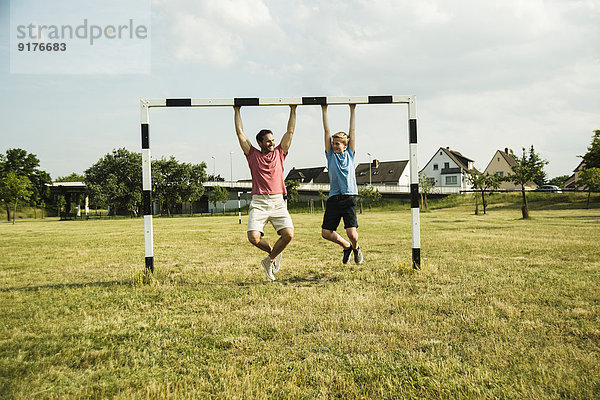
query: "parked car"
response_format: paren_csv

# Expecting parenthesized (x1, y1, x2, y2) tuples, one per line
(535, 185, 562, 193)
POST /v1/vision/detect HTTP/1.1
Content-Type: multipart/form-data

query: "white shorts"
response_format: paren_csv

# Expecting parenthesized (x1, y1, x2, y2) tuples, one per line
(247, 194, 294, 235)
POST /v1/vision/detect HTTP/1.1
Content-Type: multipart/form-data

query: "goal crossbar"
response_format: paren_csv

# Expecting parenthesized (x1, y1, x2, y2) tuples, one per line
(140, 95, 421, 273)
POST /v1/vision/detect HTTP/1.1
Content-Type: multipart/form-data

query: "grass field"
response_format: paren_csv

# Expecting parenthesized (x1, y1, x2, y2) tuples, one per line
(1, 198, 599, 399)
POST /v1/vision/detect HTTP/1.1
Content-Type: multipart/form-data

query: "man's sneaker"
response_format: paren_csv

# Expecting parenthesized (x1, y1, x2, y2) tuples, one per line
(261, 256, 275, 281)
(272, 253, 282, 274)
(353, 246, 363, 265)
(342, 246, 353, 264)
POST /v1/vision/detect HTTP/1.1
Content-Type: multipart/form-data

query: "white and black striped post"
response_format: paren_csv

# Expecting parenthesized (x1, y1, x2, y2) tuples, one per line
(140, 100, 153, 273)
(140, 95, 420, 272)
(408, 97, 421, 269)
(237, 191, 242, 224)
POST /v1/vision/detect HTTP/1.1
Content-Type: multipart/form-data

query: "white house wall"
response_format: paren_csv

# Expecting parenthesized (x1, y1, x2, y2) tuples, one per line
(420, 149, 471, 191)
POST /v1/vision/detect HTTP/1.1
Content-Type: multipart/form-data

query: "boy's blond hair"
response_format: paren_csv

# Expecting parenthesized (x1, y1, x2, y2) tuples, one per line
(331, 131, 349, 146)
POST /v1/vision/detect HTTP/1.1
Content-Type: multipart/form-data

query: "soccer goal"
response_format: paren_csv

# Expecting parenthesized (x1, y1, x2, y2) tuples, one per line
(139, 95, 421, 272)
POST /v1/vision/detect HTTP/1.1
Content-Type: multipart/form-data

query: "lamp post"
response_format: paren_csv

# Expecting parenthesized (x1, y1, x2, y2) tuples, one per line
(367, 152, 372, 186)
(211, 156, 215, 179)
(229, 151, 234, 183)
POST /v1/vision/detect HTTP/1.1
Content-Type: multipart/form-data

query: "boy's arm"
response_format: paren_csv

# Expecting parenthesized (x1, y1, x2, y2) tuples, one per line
(280, 105, 297, 154)
(348, 104, 356, 153)
(322, 105, 331, 153)
(234, 106, 251, 155)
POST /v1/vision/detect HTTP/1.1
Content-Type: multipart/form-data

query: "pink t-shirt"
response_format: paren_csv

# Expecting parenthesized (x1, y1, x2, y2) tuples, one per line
(246, 144, 287, 195)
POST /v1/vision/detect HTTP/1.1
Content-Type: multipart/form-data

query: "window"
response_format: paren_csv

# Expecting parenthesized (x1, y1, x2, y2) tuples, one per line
(444, 162, 450, 169)
(373, 171, 379, 175)
(359, 171, 367, 176)
(445, 176, 457, 185)
(433, 164, 438, 170)
(388, 169, 394, 174)
(495, 171, 504, 177)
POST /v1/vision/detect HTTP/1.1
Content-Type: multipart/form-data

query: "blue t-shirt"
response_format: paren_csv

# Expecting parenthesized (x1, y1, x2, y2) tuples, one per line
(326, 147, 358, 197)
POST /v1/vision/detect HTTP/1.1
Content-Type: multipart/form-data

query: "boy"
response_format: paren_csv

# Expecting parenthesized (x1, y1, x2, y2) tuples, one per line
(320, 104, 363, 264)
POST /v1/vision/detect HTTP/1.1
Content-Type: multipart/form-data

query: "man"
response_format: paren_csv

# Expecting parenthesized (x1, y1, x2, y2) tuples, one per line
(234, 105, 297, 281)
(320, 104, 363, 264)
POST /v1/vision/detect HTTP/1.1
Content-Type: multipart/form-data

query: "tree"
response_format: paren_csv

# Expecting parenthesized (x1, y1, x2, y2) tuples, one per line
(0, 148, 51, 220)
(581, 130, 600, 169)
(547, 175, 571, 189)
(576, 167, 600, 209)
(152, 157, 206, 216)
(207, 174, 225, 182)
(56, 173, 85, 182)
(209, 185, 230, 214)
(0, 172, 33, 224)
(285, 180, 300, 205)
(358, 185, 381, 211)
(418, 172, 434, 211)
(185, 163, 207, 215)
(466, 171, 501, 215)
(85, 148, 142, 217)
(318, 190, 327, 211)
(506, 146, 548, 219)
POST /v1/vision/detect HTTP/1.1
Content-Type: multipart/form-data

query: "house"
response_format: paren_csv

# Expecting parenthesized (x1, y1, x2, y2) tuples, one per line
(285, 166, 326, 183)
(564, 161, 585, 189)
(355, 160, 410, 186)
(420, 147, 475, 190)
(483, 148, 537, 190)
(287, 160, 410, 186)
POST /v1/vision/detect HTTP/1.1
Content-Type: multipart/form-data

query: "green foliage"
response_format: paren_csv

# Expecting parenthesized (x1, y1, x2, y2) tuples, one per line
(0, 171, 33, 223)
(56, 172, 85, 182)
(358, 185, 381, 210)
(546, 175, 571, 188)
(285, 180, 300, 204)
(577, 167, 600, 208)
(419, 172, 434, 210)
(84, 148, 142, 216)
(0, 148, 51, 211)
(318, 190, 327, 211)
(152, 157, 207, 216)
(209, 185, 229, 213)
(506, 146, 548, 219)
(466, 170, 501, 215)
(581, 129, 600, 169)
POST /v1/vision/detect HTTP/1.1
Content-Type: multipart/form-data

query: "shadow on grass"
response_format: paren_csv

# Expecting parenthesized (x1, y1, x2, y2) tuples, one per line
(280, 272, 340, 287)
(0, 280, 125, 293)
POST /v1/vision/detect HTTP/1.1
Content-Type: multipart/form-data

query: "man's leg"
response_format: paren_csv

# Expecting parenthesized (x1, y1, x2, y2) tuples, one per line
(270, 228, 293, 259)
(247, 230, 272, 253)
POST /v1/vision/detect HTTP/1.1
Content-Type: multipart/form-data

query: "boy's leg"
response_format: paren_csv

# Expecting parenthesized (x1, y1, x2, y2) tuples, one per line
(345, 227, 358, 249)
(321, 228, 351, 248)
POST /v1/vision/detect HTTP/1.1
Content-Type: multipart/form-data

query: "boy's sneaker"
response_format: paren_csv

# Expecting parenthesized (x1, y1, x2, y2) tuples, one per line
(342, 246, 353, 264)
(261, 256, 275, 281)
(353, 246, 363, 265)
(272, 253, 282, 274)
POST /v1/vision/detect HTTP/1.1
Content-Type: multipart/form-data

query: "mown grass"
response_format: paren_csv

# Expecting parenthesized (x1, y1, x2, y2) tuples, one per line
(0, 198, 599, 399)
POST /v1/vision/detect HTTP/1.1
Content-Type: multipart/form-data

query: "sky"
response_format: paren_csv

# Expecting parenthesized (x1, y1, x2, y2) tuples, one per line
(1, 0, 599, 182)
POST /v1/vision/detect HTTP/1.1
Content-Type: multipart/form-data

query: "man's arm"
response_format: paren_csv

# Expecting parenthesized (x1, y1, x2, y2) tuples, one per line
(348, 104, 356, 153)
(279, 105, 297, 154)
(234, 106, 251, 155)
(321, 105, 331, 153)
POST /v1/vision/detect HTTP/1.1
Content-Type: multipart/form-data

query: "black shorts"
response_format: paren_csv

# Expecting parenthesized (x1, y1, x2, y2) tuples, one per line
(321, 195, 358, 231)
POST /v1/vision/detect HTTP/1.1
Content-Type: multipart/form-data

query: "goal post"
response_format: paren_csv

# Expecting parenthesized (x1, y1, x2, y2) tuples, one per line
(140, 95, 420, 273)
